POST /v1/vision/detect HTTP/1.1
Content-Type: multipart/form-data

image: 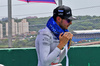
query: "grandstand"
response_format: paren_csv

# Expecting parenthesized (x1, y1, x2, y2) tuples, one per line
(72, 29, 100, 42)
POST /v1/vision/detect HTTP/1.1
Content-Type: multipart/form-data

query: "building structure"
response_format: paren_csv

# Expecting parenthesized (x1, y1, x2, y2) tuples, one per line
(6, 19, 29, 36)
(0, 24, 3, 39)
(6, 19, 17, 36)
(18, 19, 29, 35)
(72, 30, 100, 42)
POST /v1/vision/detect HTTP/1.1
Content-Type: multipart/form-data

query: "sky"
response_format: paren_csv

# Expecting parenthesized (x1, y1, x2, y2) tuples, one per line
(0, 0, 100, 19)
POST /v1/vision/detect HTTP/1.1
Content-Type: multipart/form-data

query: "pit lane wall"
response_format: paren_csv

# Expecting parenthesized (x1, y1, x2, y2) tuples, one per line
(0, 45, 100, 66)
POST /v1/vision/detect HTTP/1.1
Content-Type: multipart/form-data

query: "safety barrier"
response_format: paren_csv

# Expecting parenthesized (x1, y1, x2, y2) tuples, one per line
(0, 45, 100, 66)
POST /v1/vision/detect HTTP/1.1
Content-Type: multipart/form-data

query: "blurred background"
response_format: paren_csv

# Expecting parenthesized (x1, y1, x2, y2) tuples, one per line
(0, 0, 100, 48)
